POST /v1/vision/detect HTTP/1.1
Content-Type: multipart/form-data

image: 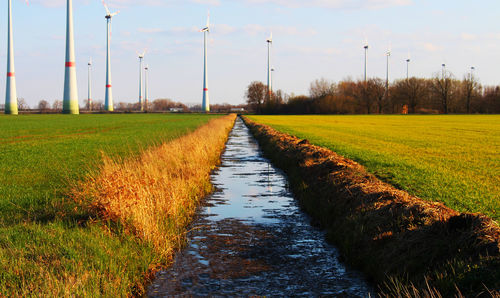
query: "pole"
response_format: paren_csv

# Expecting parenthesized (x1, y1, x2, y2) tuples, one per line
(271, 68, 275, 93)
(202, 31, 210, 113)
(63, 0, 79, 114)
(406, 59, 410, 81)
(386, 52, 390, 92)
(267, 41, 272, 95)
(144, 66, 148, 111)
(104, 16, 113, 111)
(364, 45, 368, 82)
(139, 56, 143, 111)
(5, 0, 18, 115)
(88, 60, 92, 111)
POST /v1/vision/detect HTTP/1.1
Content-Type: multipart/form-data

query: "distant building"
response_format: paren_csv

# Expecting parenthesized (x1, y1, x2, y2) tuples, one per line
(169, 107, 184, 113)
(230, 108, 245, 112)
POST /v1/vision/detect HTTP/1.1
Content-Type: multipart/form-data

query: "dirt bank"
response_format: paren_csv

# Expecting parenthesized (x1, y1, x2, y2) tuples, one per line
(242, 116, 499, 296)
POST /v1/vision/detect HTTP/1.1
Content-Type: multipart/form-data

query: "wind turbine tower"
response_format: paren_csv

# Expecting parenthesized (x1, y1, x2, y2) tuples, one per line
(5, 0, 18, 115)
(88, 58, 92, 111)
(103, 0, 119, 112)
(386, 47, 391, 92)
(200, 12, 210, 113)
(363, 40, 369, 82)
(144, 65, 149, 111)
(266, 32, 273, 96)
(63, 0, 79, 114)
(137, 51, 145, 111)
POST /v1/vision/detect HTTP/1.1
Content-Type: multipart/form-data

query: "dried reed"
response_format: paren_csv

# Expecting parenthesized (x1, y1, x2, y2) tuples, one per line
(74, 114, 236, 258)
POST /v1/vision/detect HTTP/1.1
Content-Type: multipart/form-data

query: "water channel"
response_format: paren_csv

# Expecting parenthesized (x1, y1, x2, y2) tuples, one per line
(148, 118, 373, 296)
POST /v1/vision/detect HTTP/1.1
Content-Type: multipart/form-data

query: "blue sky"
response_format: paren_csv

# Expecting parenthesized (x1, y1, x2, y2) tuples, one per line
(2, 0, 500, 107)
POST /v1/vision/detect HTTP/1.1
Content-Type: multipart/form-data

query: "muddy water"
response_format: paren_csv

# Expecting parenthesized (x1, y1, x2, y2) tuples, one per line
(148, 118, 373, 296)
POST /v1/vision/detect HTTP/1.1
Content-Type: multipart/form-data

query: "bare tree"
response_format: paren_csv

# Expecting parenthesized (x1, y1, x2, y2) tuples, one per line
(392, 78, 428, 114)
(463, 73, 480, 114)
(367, 78, 386, 114)
(18, 98, 29, 111)
(246, 81, 267, 113)
(52, 100, 63, 111)
(309, 78, 336, 99)
(431, 70, 454, 114)
(38, 100, 50, 112)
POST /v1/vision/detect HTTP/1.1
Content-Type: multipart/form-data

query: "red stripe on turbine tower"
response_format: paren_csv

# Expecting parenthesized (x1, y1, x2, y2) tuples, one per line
(106, 84, 112, 88)
(65, 62, 75, 67)
(7, 72, 15, 77)
(204, 88, 208, 91)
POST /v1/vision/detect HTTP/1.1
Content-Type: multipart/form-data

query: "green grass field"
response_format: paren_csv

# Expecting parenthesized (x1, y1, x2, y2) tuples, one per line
(0, 113, 220, 295)
(248, 115, 500, 222)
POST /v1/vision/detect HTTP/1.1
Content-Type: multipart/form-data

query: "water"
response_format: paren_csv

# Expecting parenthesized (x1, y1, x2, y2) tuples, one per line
(148, 118, 373, 296)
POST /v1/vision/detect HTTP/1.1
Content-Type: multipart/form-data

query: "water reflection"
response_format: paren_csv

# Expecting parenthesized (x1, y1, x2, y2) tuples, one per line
(148, 118, 373, 296)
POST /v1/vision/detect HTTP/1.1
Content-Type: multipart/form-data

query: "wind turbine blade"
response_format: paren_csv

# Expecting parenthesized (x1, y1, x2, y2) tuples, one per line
(102, 0, 110, 15)
(25, 0, 29, 6)
(111, 10, 120, 17)
(207, 10, 210, 28)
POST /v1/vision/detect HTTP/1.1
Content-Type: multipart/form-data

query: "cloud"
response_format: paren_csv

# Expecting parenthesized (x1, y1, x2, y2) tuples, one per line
(31, 0, 213, 8)
(243, 24, 317, 37)
(422, 42, 443, 52)
(190, 0, 221, 5)
(243, 0, 412, 10)
(461, 33, 476, 41)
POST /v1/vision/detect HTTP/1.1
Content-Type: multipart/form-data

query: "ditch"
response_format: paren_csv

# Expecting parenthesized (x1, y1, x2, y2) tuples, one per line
(147, 117, 373, 296)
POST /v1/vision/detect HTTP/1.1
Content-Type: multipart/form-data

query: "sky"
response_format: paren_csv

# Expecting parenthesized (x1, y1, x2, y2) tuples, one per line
(1, 0, 500, 107)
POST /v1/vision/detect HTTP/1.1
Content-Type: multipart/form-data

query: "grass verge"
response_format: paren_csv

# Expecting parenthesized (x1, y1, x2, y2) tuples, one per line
(242, 116, 499, 297)
(73, 114, 236, 259)
(0, 114, 235, 296)
(247, 115, 499, 222)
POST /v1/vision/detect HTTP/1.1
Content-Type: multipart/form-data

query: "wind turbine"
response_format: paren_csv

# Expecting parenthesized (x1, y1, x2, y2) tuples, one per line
(200, 11, 210, 113)
(5, 0, 25, 115)
(103, 0, 119, 112)
(386, 45, 391, 93)
(88, 58, 92, 111)
(363, 38, 369, 82)
(137, 50, 145, 111)
(406, 52, 411, 81)
(63, 0, 79, 114)
(144, 64, 149, 111)
(266, 32, 273, 96)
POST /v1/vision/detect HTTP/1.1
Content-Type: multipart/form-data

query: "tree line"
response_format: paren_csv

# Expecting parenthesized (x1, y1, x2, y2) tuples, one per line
(246, 72, 500, 114)
(0, 98, 190, 113)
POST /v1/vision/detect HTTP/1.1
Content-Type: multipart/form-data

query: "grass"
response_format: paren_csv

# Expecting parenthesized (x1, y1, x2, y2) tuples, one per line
(0, 113, 228, 296)
(248, 115, 500, 221)
(73, 114, 236, 257)
(243, 116, 500, 297)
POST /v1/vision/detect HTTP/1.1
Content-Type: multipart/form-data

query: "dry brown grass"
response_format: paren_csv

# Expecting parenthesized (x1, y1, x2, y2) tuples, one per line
(74, 114, 236, 258)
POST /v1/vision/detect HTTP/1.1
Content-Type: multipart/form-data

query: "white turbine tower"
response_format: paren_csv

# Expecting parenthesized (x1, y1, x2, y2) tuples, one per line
(88, 58, 92, 111)
(103, 0, 119, 112)
(200, 11, 210, 113)
(144, 64, 149, 111)
(5, 0, 22, 115)
(63, 0, 79, 114)
(137, 50, 145, 111)
(363, 38, 369, 82)
(266, 32, 273, 96)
